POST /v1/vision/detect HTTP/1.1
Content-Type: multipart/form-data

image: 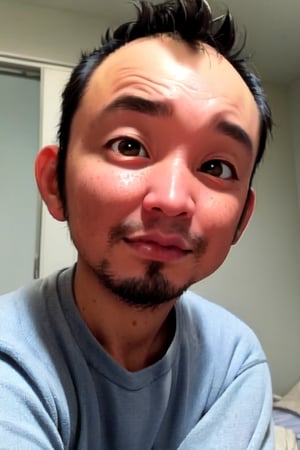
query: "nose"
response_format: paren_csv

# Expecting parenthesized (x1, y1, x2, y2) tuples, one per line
(142, 157, 196, 218)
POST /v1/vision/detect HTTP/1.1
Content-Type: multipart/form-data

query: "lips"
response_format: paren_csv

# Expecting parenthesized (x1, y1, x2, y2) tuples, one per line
(123, 232, 191, 262)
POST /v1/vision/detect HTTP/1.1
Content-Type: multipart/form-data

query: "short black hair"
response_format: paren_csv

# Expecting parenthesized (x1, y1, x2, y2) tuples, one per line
(57, 0, 272, 211)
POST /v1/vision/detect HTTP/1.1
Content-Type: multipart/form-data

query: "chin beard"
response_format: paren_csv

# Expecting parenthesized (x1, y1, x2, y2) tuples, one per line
(94, 259, 192, 308)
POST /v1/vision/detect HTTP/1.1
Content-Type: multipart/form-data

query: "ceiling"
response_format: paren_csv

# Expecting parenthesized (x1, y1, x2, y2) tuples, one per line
(17, 0, 300, 84)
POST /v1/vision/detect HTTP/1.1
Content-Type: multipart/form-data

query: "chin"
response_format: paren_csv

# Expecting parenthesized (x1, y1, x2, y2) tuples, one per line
(93, 259, 193, 308)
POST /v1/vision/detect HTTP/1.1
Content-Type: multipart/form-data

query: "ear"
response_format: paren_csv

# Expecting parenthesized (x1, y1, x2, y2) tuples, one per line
(35, 145, 65, 221)
(232, 189, 255, 244)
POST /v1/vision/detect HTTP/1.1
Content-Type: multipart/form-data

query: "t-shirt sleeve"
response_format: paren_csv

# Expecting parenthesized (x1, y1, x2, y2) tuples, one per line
(177, 359, 274, 450)
(0, 349, 65, 449)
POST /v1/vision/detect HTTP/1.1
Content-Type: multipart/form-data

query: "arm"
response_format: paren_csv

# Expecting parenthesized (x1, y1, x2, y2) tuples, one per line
(0, 351, 65, 449)
(178, 361, 274, 450)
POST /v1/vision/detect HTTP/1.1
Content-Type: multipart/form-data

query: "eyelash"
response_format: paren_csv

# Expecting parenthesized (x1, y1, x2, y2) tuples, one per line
(199, 160, 238, 180)
(104, 136, 238, 180)
(104, 137, 148, 158)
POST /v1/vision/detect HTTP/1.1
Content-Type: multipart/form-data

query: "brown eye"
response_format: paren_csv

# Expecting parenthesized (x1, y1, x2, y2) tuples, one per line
(200, 160, 237, 180)
(110, 138, 148, 157)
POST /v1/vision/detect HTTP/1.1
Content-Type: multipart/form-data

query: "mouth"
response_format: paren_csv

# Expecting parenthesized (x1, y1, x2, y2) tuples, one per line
(123, 233, 192, 263)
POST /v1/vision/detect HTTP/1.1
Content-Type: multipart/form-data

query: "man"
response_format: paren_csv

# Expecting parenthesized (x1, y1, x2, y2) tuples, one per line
(0, 0, 273, 448)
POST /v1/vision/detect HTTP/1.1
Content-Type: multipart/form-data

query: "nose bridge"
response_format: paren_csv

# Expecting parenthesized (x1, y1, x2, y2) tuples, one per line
(163, 155, 186, 200)
(144, 154, 195, 217)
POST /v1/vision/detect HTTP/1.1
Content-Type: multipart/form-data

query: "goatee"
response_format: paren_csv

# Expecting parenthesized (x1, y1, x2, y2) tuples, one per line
(92, 221, 207, 308)
(94, 259, 192, 308)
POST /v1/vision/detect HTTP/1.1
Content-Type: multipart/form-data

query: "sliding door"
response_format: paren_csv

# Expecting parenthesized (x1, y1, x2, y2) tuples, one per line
(0, 62, 76, 294)
(0, 67, 40, 294)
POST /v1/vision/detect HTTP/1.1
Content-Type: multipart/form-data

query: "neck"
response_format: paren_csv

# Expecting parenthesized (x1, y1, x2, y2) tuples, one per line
(73, 259, 177, 372)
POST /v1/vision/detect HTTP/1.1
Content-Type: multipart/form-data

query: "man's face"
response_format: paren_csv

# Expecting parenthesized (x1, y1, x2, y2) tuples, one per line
(63, 37, 260, 306)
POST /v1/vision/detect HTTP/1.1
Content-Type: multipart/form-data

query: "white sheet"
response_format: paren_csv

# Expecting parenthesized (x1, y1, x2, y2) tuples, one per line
(274, 425, 298, 450)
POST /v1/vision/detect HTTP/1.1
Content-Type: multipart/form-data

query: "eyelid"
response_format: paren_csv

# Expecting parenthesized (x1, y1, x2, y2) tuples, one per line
(104, 135, 149, 158)
(199, 159, 238, 180)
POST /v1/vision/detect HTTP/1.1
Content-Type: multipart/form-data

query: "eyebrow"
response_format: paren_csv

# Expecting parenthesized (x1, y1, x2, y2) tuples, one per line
(103, 94, 173, 116)
(215, 120, 254, 153)
(102, 94, 253, 153)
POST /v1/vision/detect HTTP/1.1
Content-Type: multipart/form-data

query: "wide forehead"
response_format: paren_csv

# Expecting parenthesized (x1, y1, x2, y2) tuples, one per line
(87, 36, 257, 109)
(77, 36, 260, 151)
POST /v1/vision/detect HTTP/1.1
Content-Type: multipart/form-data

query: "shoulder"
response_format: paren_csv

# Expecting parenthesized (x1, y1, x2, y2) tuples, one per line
(0, 270, 63, 336)
(0, 267, 77, 396)
(175, 291, 271, 417)
(0, 270, 78, 446)
(0, 278, 45, 337)
(0, 268, 74, 369)
(178, 290, 267, 369)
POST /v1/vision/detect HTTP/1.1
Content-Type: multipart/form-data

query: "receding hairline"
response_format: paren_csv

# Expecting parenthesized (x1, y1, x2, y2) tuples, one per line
(81, 35, 256, 113)
(82, 35, 239, 96)
(68, 35, 260, 158)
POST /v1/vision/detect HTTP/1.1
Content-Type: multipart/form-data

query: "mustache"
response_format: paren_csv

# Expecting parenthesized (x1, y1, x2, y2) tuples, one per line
(108, 221, 207, 257)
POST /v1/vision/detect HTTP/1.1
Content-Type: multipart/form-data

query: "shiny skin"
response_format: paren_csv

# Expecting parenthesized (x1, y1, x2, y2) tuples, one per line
(36, 36, 259, 364)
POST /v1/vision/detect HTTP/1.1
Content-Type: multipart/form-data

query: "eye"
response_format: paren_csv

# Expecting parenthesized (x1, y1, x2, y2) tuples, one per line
(107, 137, 148, 157)
(200, 160, 237, 180)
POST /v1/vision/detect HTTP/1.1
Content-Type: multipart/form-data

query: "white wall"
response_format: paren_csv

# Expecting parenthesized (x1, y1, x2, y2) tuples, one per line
(0, 0, 299, 395)
(0, 0, 106, 65)
(289, 77, 300, 209)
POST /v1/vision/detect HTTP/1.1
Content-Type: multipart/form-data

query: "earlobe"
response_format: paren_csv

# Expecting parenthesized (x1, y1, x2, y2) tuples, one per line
(232, 189, 255, 245)
(35, 145, 65, 221)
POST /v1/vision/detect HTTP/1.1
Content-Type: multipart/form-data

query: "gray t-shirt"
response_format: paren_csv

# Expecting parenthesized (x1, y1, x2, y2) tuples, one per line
(0, 267, 273, 449)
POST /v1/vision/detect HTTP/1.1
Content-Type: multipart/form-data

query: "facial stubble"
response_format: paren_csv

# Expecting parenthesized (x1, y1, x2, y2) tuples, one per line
(93, 223, 207, 308)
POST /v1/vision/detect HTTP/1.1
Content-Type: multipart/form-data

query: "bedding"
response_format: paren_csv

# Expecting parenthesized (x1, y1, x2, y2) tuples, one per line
(274, 425, 298, 450)
(273, 381, 300, 450)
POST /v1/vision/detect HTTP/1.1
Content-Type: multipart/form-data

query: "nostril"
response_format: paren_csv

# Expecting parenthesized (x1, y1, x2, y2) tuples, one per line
(149, 205, 191, 218)
(142, 186, 196, 218)
(177, 210, 189, 217)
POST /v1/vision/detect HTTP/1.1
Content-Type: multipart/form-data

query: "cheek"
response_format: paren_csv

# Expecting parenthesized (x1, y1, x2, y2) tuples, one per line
(113, 170, 145, 198)
(190, 196, 243, 280)
(66, 162, 146, 223)
(196, 194, 242, 238)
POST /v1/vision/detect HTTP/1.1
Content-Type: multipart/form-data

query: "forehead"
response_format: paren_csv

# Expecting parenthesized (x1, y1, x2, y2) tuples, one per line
(81, 36, 260, 146)
(89, 37, 255, 102)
